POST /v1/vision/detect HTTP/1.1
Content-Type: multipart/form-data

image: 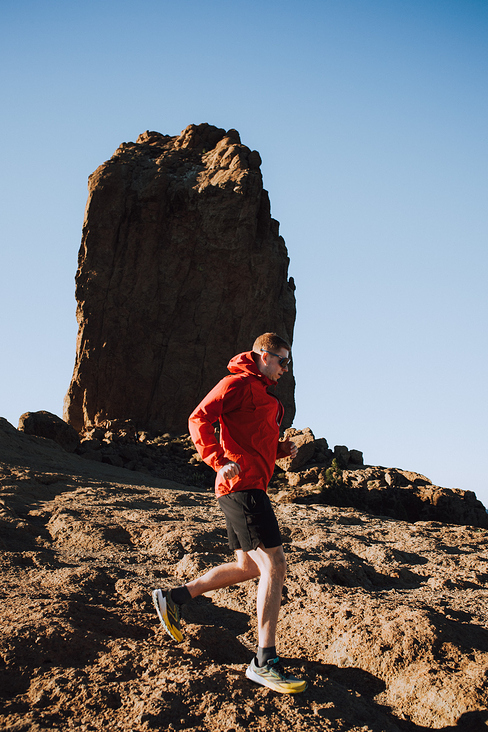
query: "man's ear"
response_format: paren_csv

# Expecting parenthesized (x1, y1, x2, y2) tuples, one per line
(254, 349, 267, 373)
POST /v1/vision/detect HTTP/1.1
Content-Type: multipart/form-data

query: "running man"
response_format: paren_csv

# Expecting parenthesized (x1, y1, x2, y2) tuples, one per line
(152, 332, 307, 694)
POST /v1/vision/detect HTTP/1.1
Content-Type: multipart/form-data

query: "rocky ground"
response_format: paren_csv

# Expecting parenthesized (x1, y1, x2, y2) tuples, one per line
(1, 417, 488, 731)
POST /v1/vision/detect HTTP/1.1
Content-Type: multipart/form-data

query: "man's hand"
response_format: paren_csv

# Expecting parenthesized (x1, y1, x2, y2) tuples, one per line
(218, 461, 241, 480)
(282, 439, 298, 459)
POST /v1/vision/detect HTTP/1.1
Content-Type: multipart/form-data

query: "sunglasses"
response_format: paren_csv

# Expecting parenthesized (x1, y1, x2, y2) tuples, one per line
(260, 349, 291, 367)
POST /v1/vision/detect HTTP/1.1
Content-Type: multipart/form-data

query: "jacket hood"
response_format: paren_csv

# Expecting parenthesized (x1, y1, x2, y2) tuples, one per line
(227, 351, 275, 387)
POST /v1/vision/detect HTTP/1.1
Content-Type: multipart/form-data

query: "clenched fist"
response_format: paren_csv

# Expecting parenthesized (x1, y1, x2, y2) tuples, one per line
(218, 461, 241, 480)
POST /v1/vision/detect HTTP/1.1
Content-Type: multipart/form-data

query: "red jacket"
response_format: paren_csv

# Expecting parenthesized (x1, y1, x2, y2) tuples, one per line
(188, 351, 289, 497)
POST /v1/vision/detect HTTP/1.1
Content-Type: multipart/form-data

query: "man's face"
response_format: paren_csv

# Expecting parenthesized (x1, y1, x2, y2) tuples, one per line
(260, 348, 290, 382)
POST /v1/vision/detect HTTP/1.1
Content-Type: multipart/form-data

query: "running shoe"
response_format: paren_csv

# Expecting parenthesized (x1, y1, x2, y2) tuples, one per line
(152, 589, 183, 643)
(245, 656, 307, 694)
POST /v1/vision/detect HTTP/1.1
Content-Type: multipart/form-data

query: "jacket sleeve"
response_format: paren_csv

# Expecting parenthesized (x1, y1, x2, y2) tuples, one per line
(188, 377, 246, 473)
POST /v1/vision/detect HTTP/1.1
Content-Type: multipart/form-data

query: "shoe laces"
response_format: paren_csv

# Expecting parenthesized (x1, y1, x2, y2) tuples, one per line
(267, 658, 290, 678)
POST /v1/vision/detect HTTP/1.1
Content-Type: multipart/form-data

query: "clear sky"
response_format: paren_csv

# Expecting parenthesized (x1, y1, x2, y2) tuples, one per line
(1, 0, 487, 507)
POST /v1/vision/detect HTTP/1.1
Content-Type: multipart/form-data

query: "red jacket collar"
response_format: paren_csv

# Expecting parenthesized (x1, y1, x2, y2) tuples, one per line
(227, 351, 276, 388)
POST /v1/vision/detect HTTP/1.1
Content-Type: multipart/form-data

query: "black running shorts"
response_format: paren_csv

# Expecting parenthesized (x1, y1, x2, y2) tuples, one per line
(217, 489, 282, 552)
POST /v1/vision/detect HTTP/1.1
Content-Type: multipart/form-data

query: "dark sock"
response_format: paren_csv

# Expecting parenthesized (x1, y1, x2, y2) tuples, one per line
(257, 646, 277, 667)
(170, 585, 192, 605)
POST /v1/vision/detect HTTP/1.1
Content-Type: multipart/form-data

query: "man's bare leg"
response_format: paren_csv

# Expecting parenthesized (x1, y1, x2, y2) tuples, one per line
(242, 544, 307, 693)
(247, 544, 287, 649)
(157, 545, 286, 657)
(152, 550, 259, 643)
(185, 544, 286, 648)
(185, 549, 260, 598)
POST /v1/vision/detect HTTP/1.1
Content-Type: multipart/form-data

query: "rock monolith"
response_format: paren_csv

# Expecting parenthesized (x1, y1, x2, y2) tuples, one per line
(64, 124, 296, 434)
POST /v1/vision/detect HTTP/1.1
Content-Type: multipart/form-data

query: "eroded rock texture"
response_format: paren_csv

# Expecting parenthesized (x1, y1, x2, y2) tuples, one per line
(64, 124, 296, 434)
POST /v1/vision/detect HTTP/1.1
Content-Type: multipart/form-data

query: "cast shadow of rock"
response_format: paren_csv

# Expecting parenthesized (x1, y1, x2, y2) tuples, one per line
(428, 609, 488, 653)
(317, 560, 426, 591)
(405, 710, 488, 732)
(296, 661, 488, 732)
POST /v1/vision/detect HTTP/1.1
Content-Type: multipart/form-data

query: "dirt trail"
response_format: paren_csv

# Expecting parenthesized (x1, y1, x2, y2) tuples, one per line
(1, 419, 487, 731)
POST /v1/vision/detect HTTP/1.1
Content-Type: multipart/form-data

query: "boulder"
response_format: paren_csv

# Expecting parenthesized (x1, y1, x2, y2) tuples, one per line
(18, 411, 80, 452)
(284, 461, 488, 529)
(276, 427, 316, 472)
(270, 430, 488, 529)
(348, 448, 364, 466)
(64, 124, 296, 435)
(334, 445, 350, 468)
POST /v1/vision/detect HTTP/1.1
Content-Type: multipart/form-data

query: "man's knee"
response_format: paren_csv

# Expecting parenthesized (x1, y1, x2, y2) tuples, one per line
(256, 545, 287, 579)
(272, 549, 287, 579)
(236, 550, 260, 578)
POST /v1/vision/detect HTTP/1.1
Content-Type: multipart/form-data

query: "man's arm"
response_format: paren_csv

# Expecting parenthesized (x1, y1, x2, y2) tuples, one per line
(188, 378, 245, 474)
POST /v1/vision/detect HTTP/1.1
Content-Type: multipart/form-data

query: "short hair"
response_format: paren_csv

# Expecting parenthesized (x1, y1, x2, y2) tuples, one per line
(252, 332, 291, 354)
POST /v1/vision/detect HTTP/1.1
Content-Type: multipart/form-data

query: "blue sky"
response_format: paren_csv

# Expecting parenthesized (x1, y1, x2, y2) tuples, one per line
(1, 0, 487, 507)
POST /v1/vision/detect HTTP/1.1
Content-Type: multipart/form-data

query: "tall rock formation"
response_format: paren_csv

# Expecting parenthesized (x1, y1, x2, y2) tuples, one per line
(64, 124, 296, 435)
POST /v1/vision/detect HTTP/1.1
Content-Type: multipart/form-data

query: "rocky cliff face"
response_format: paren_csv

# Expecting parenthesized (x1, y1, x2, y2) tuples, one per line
(64, 124, 296, 435)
